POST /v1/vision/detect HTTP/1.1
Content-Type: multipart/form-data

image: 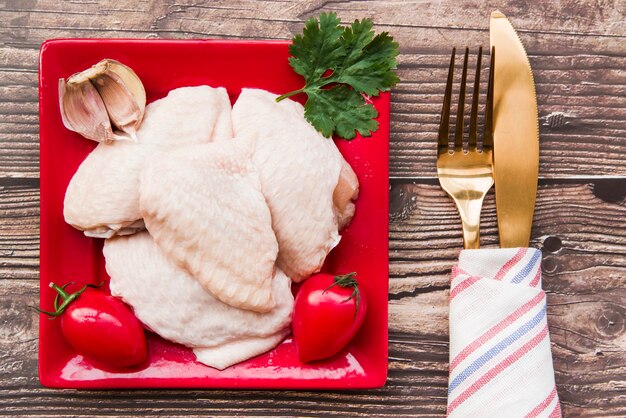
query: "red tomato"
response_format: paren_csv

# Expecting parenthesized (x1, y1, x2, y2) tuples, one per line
(40, 282, 147, 369)
(292, 272, 366, 363)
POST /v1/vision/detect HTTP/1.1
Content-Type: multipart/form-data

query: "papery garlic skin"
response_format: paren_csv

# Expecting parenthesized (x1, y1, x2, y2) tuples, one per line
(59, 59, 146, 143)
(90, 60, 146, 141)
(58, 78, 119, 143)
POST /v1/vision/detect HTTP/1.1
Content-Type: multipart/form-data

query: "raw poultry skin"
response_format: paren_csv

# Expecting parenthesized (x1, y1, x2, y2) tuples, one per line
(64, 140, 148, 238)
(232, 89, 359, 282)
(136, 86, 233, 145)
(139, 140, 279, 312)
(63, 86, 232, 238)
(104, 231, 293, 370)
(334, 157, 360, 230)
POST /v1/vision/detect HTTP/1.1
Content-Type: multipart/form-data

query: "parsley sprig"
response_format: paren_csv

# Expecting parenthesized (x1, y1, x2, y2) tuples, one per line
(276, 13, 399, 140)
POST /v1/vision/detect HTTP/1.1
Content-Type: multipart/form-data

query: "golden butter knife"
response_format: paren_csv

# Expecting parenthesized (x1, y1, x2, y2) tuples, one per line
(490, 11, 540, 248)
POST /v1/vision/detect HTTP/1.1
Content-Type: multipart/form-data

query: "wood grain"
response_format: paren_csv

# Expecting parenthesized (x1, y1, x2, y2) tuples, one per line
(0, 181, 624, 416)
(0, 183, 39, 280)
(0, 0, 625, 178)
(0, 0, 624, 416)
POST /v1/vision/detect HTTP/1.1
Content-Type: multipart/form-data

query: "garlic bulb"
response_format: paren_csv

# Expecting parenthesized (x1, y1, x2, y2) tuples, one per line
(58, 59, 146, 143)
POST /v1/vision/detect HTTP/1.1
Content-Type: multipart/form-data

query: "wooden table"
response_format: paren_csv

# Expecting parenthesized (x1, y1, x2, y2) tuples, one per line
(1, 1, 624, 416)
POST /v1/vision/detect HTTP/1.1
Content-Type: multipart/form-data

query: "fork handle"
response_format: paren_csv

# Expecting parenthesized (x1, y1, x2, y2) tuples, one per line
(455, 197, 487, 249)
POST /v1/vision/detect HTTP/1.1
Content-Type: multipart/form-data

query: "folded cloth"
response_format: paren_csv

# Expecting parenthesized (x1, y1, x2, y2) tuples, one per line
(447, 248, 561, 418)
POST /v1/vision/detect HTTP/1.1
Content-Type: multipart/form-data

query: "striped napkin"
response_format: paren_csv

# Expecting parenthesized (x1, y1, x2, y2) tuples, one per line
(447, 248, 561, 417)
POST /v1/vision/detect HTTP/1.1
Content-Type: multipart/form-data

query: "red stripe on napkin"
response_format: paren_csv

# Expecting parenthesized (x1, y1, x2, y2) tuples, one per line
(447, 324, 549, 415)
(494, 248, 527, 281)
(525, 386, 558, 418)
(449, 292, 546, 372)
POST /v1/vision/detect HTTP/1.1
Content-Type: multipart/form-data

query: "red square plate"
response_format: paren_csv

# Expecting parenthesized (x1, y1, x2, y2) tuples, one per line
(39, 39, 389, 389)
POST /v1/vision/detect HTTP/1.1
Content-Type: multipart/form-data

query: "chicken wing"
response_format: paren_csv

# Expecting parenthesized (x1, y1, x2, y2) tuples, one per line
(104, 231, 292, 370)
(137, 86, 233, 145)
(63, 86, 232, 238)
(334, 157, 360, 230)
(139, 141, 278, 312)
(64, 140, 148, 238)
(231, 89, 359, 281)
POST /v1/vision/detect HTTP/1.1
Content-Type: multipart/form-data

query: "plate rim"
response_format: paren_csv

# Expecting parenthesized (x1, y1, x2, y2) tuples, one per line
(38, 38, 390, 389)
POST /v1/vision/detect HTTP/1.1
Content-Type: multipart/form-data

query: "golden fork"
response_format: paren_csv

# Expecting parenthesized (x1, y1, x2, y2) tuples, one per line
(437, 47, 495, 249)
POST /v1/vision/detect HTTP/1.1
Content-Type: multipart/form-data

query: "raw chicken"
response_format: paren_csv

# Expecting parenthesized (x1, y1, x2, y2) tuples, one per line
(334, 157, 360, 230)
(139, 141, 279, 312)
(193, 333, 289, 370)
(104, 232, 293, 370)
(137, 86, 233, 145)
(231, 89, 359, 281)
(64, 140, 148, 238)
(63, 86, 232, 238)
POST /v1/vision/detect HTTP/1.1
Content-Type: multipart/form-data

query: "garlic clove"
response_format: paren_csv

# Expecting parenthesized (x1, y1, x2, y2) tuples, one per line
(103, 60, 146, 114)
(58, 78, 119, 143)
(90, 60, 146, 141)
(60, 59, 146, 143)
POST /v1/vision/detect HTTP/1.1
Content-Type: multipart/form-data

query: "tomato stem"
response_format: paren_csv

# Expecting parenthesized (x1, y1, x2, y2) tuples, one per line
(53, 282, 74, 310)
(35, 281, 105, 319)
(323, 272, 361, 318)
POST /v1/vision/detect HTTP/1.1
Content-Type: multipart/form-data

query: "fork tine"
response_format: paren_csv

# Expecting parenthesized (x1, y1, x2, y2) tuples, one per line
(484, 46, 495, 149)
(454, 47, 469, 149)
(438, 48, 455, 151)
(469, 46, 482, 149)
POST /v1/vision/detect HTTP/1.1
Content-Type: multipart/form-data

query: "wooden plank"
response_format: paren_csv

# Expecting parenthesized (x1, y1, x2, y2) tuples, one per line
(1, 180, 623, 415)
(0, 1, 624, 416)
(0, 1, 625, 178)
(1, 0, 625, 46)
(0, 183, 39, 280)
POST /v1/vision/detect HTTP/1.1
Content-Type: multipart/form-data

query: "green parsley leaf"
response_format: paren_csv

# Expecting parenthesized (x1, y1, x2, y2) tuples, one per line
(306, 85, 378, 139)
(276, 12, 399, 140)
(288, 13, 344, 83)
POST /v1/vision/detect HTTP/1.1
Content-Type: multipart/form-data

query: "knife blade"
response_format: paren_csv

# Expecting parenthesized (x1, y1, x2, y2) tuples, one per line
(490, 10, 539, 248)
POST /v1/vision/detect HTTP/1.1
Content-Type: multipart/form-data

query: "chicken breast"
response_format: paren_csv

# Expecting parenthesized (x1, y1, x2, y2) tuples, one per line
(231, 89, 359, 281)
(63, 85, 232, 238)
(139, 141, 278, 312)
(104, 232, 292, 370)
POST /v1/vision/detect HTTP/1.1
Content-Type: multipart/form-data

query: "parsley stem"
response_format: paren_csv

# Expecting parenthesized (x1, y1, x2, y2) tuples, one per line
(275, 88, 306, 102)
